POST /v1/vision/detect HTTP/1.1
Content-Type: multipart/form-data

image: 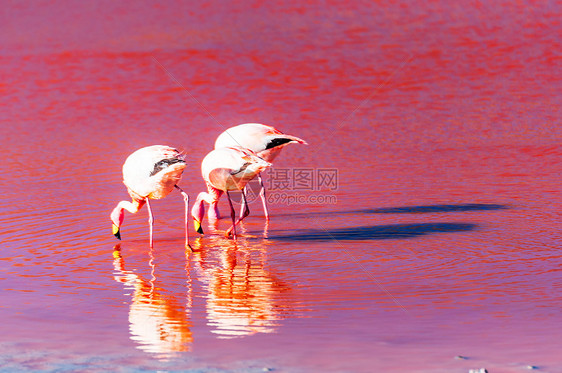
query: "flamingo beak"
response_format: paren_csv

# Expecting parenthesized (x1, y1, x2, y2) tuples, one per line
(193, 219, 204, 235)
(112, 224, 121, 240)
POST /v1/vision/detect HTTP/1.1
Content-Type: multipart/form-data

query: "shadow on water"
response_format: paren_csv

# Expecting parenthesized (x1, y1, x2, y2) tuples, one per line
(268, 203, 509, 219)
(269, 222, 477, 242)
(360, 203, 508, 214)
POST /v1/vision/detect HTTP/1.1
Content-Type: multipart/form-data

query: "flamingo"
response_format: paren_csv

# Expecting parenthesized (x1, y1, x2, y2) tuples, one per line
(214, 123, 307, 219)
(110, 145, 191, 248)
(191, 146, 271, 240)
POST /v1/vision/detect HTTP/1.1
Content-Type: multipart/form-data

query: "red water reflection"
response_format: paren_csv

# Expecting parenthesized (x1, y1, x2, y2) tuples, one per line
(1, 1, 561, 372)
(113, 244, 193, 357)
(191, 236, 292, 339)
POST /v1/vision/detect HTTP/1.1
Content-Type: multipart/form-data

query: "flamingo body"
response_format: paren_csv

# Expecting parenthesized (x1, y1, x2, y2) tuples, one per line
(192, 146, 271, 239)
(214, 123, 307, 219)
(110, 145, 190, 247)
(214, 123, 307, 163)
(202, 146, 269, 192)
(122, 145, 185, 200)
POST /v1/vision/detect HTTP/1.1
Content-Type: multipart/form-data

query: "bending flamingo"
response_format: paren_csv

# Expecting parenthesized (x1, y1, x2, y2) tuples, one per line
(214, 123, 307, 219)
(110, 145, 191, 248)
(191, 146, 271, 240)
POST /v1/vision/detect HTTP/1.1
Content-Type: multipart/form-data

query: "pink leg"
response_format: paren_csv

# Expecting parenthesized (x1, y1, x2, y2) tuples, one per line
(145, 198, 154, 248)
(239, 190, 250, 223)
(258, 174, 269, 220)
(226, 190, 250, 239)
(175, 185, 191, 249)
(239, 186, 246, 217)
(225, 191, 237, 240)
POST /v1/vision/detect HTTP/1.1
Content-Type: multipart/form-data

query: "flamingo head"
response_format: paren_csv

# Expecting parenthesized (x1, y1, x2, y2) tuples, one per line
(191, 195, 205, 235)
(110, 205, 125, 240)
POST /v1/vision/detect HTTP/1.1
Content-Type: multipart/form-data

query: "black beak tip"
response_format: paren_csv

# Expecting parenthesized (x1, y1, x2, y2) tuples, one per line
(114, 231, 121, 240)
(196, 226, 204, 235)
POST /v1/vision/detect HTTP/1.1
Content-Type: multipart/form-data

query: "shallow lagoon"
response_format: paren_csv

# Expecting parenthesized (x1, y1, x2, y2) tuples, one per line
(1, 1, 561, 372)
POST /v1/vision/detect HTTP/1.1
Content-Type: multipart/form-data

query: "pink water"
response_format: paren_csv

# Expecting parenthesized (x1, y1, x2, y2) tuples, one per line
(1, 1, 561, 372)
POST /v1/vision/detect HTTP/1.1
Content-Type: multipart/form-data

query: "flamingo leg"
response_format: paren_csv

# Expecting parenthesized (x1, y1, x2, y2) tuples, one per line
(225, 191, 237, 240)
(145, 198, 154, 248)
(239, 189, 250, 223)
(226, 189, 250, 239)
(239, 186, 247, 217)
(258, 174, 269, 220)
(175, 185, 191, 250)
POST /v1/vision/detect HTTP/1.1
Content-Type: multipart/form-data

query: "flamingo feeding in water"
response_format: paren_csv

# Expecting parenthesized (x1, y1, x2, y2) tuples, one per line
(214, 123, 307, 219)
(191, 146, 271, 240)
(110, 145, 191, 248)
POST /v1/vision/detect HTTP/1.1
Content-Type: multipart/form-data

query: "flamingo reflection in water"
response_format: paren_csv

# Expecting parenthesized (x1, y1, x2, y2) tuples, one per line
(112, 244, 193, 356)
(190, 236, 292, 339)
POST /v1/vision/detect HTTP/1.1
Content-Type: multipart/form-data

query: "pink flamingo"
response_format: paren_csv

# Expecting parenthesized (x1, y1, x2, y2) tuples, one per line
(110, 145, 191, 248)
(214, 123, 307, 219)
(191, 146, 271, 240)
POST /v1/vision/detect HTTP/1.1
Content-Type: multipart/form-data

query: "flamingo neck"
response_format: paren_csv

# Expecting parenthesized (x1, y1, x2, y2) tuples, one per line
(110, 200, 145, 226)
(191, 192, 207, 223)
(192, 186, 224, 224)
(206, 182, 224, 201)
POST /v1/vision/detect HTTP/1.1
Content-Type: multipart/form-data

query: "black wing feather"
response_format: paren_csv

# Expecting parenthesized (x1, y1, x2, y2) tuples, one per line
(265, 137, 294, 150)
(150, 158, 185, 176)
